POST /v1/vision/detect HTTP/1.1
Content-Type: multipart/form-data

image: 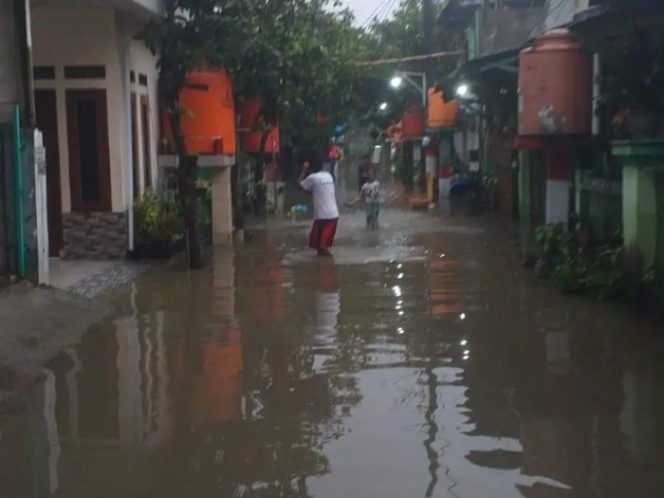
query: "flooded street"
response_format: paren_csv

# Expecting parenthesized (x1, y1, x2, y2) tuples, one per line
(2, 209, 664, 498)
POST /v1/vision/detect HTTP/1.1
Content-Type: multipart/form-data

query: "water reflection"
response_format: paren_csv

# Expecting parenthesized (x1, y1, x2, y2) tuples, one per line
(2, 213, 664, 497)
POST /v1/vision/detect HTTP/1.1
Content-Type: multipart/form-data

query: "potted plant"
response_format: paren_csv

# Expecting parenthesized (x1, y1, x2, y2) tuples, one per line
(133, 190, 185, 259)
(535, 223, 571, 273)
(583, 243, 625, 300)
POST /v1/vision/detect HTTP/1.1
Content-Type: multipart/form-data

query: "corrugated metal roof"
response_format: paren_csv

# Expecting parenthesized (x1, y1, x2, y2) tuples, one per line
(479, 8, 545, 57)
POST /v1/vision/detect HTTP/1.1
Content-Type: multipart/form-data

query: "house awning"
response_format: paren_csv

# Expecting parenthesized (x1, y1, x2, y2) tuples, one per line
(437, 49, 519, 102)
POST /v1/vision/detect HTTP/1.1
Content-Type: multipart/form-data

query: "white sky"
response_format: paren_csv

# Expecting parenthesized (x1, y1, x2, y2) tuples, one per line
(340, 0, 398, 26)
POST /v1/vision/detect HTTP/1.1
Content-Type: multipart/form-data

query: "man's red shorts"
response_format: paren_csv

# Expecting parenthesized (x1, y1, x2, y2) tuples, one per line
(309, 218, 338, 250)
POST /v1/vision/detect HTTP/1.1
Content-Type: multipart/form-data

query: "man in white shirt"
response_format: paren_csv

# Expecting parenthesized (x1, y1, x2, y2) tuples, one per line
(299, 157, 339, 257)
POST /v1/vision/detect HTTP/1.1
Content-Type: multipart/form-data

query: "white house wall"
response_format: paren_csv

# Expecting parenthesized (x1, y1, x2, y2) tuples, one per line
(31, 4, 160, 259)
(129, 36, 160, 196)
(31, 4, 127, 212)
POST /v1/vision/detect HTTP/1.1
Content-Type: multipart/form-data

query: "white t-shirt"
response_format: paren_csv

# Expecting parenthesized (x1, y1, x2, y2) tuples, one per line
(300, 171, 339, 220)
(361, 180, 380, 203)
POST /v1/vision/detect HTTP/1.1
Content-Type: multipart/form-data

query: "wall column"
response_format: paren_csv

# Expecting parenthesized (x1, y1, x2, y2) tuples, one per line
(623, 165, 657, 268)
(612, 141, 664, 271)
(212, 167, 233, 245)
(545, 146, 570, 225)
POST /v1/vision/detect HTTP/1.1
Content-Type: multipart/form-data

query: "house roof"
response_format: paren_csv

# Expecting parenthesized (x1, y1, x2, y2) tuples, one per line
(569, 3, 664, 38)
(478, 7, 545, 59)
(31, 0, 163, 20)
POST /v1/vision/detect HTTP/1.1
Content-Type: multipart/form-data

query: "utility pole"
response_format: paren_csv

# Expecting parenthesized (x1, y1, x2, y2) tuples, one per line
(421, 0, 435, 86)
(421, 0, 438, 209)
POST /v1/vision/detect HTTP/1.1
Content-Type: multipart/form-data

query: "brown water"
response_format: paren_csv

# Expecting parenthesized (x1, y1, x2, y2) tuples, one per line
(2, 209, 664, 498)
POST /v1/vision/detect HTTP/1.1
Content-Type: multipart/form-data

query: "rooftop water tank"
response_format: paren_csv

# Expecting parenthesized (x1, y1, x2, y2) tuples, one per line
(175, 70, 236, 154)
(518, 29, 592, 136)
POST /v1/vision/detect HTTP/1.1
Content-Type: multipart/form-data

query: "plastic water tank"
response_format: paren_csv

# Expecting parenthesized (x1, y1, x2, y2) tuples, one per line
(178, 70, 236, 154)
(427, 88, 459, 129)
(240, 99, 280, 154)
(402, 105, 425, 138)
(518, 29, 592, 136)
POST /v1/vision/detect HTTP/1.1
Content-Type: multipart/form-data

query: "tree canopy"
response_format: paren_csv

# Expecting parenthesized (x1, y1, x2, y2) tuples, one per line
(139, 0, 466, 149)
(141, 0, 379, 148)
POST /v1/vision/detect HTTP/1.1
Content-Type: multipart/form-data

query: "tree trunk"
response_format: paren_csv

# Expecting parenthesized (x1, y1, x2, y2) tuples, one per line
(167, 102, 204, 269)
(253, 130, 270, 216)
(178, 155, 204, 269)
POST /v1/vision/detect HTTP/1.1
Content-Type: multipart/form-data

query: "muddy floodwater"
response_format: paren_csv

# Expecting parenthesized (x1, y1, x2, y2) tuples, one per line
(2, 209, 664, 497)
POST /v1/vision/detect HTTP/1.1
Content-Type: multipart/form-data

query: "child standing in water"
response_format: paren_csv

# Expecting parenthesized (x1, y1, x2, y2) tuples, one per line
(348, 168, 381, 229)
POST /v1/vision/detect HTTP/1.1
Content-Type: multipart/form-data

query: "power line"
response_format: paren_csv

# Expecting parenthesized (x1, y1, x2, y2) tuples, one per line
(360, 0, 393, 29)
(373, 0, 399, 25)
(357, 49, 466, 66)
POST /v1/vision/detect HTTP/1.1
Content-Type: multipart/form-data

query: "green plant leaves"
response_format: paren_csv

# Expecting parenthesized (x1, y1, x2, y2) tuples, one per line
(134, 190, 185, 243)
(535, 223, 626, 300)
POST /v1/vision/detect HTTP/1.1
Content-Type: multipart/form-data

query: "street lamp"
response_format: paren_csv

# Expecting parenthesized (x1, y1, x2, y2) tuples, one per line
(379, 102, 389, 111)
(389, 71, 427, 108)
(455, 83, 470, 98)
(390, 76, 404, 89)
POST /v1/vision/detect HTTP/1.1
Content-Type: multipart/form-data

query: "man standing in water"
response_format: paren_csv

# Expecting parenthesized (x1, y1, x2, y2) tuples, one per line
(299, 156, 339, 257)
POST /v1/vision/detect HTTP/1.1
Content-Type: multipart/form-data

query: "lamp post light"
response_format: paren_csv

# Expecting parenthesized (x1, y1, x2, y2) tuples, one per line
(389, 71, 427, 109)
(390, 76, 404, 89)
(379, 102, 389, 111)
(455, 83, 470, 98)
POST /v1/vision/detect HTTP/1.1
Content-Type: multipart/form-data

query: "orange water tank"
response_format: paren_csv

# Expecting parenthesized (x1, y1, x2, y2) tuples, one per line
(518, 29, 592, 136)
(240, 99, 280, 154)
(163, 69, 236, 154)
(402, 105, 425, 138)
(427, 88, 459, 129)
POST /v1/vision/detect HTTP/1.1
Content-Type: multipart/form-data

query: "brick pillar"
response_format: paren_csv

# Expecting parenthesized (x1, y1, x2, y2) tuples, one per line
(212, 168, 232, 245)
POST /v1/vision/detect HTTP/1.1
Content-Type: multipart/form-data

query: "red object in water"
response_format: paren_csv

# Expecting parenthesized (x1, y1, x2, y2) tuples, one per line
(240, 99, 280, 154)
(402, 105, 425, 139)
(519, 29, 592, 136)
(161, 69, 236, 155)
(195, 337, 243, 424)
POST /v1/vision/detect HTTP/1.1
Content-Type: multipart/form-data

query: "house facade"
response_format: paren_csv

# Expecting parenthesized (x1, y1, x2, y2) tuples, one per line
(30, 0, 162, 259)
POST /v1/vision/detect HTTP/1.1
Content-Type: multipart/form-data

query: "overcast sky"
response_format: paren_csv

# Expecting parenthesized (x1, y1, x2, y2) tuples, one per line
(340, 0, 398, 26)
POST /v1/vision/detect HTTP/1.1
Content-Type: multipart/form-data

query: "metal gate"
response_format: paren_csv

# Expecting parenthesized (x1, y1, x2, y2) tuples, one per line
(0, 110, 41, 287)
